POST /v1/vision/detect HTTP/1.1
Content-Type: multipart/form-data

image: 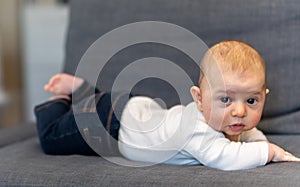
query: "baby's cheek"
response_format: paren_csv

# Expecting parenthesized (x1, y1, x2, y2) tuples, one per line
(208, 109, 227, 130)
(249, 111, 263, 127)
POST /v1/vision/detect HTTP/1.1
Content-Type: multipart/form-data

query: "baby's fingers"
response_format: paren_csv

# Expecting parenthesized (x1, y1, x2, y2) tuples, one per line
(287, 156, 300, 162)
(284, 152, 300, 162)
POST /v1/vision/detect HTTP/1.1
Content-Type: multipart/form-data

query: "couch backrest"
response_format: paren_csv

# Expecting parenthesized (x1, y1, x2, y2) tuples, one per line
(64, 0, 300, 134)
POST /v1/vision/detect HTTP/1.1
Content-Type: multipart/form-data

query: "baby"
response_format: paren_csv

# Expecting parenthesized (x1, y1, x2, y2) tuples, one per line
(35, 40, 300, 170)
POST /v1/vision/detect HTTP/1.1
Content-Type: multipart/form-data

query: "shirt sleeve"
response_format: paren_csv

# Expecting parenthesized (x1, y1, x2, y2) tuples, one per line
(184, 124, 269, 171)
(240, 128, 268, 142)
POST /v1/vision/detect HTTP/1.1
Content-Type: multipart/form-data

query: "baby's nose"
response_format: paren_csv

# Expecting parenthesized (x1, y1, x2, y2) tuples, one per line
(231, 102, 247, 118)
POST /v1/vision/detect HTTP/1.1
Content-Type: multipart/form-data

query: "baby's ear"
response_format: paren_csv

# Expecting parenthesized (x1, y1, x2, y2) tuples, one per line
(190, 86, 203, 111)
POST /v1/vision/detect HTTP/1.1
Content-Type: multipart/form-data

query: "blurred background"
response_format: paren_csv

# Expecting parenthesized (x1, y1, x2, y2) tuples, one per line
(0, 0, 69, 128)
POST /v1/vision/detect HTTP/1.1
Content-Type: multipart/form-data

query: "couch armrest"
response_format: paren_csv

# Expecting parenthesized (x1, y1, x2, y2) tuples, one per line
(0, 122, 37, 148)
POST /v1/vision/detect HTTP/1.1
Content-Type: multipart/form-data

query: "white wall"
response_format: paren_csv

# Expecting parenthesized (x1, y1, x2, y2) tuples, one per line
(21, 3, 69, 121)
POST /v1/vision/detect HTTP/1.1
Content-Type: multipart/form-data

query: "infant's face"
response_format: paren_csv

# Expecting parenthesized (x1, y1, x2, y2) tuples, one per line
(196, 70, 266, 137)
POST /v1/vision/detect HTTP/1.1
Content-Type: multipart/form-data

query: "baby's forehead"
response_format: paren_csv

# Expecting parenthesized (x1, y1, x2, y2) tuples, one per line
(201, 62, 266, 85)
(204, 69, 266, 92)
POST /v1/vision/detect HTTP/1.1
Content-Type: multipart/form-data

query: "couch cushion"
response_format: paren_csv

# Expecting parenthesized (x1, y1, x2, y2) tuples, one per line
(0, 135, 299, 186)
(0, 122, 36, 148)
(64, 0, 300, 133)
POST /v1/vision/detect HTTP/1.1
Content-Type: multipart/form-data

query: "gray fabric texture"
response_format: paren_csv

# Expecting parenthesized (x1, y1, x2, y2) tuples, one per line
(64, 0, 300, 134)
(0, 122, 36, 148)
(0, 135, 299, 186)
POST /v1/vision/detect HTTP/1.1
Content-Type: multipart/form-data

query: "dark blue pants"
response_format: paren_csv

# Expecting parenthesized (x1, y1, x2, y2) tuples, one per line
(34, 82, 131, 156)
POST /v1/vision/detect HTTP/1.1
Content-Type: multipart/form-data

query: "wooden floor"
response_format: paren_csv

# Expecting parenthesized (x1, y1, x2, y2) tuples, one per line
(0, 92, 23, 128)
(0, 1, 24, 129)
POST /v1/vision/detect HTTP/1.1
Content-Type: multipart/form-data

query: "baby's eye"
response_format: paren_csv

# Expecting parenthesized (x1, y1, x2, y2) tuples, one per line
(247, 98, 257, 105)
(220, 97, 231, 103)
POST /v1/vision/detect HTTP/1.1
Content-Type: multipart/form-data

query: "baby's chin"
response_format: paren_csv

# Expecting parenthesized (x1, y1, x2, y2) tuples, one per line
(224, 130, 242, 135)
(223, 127, 245, 138)
(224, 133, 241, 142)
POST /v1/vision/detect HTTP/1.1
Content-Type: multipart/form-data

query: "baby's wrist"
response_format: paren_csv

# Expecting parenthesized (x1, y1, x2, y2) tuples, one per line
(267, 143, 276, 163)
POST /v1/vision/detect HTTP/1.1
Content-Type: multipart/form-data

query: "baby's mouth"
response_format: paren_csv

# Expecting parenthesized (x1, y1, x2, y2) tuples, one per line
(229, 124, 245, 132)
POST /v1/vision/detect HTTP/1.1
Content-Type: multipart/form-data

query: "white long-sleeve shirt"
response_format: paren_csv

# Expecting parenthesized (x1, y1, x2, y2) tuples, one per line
(118, 96, 269, 171)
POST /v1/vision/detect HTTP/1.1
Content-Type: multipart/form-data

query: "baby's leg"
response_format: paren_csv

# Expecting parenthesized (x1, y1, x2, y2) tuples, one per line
(44, 73, 84, 95)
(34, 99, 97, 155)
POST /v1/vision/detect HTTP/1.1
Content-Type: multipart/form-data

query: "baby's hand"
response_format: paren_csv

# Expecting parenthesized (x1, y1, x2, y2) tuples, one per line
(268, 143, 300, 162)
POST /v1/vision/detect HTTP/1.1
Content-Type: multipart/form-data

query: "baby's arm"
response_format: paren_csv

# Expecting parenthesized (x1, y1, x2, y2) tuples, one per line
(186, 127, 299, 170)
(267, 143, 300, 162)
(241, 128, 300, 162)
(185, 125, 270, 170)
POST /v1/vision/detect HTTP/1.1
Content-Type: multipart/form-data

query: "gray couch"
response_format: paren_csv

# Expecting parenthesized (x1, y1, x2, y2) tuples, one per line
(1, 0, 300, 186)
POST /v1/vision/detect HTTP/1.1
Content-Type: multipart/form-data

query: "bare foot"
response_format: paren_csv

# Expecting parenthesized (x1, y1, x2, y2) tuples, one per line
(44, 73, 84, 95)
